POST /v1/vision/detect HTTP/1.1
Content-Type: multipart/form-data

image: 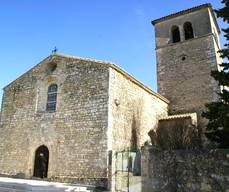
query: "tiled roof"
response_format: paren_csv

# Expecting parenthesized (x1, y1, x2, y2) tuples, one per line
(159, 113, 197, 125)
(159, 113, 196, 120)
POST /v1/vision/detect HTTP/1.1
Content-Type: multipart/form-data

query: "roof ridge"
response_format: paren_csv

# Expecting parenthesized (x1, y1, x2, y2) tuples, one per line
(53, 53, 114, 65)
(53, 54, 169, 104)
(4, 53, 170, 104)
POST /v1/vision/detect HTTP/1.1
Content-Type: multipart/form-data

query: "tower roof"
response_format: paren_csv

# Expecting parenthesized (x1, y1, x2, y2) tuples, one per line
(151, 3, 220, 33)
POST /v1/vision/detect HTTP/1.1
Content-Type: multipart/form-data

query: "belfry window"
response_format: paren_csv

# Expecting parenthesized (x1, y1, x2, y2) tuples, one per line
(184, 22, 194, 40)
(171, 25, 181, 43)
(46, 84, 58, 112)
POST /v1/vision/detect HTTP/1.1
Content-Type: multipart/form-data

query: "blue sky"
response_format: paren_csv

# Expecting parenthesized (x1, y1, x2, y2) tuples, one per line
(0, 0, 226, 109)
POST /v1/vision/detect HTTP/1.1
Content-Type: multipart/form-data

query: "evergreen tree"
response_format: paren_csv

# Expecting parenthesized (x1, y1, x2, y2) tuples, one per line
(202, 0, 229, 148)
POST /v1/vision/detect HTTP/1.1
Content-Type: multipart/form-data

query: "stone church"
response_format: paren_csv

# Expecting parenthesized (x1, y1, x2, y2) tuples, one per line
(0, 3, 221, 191)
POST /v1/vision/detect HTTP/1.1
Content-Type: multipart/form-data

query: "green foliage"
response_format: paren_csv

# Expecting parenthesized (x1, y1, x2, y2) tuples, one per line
(214, 0, 229, 23)
(202, 0, 229, 148)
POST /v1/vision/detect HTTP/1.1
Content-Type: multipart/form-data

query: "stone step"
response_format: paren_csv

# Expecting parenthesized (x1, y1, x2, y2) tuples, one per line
(0, 185, 92, 192)
(0, 183, 29, 190)
(0, 186, 27, 192)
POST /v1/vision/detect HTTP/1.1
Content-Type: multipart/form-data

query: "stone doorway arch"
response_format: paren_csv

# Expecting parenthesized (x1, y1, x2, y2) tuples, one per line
(33, 145, 49, 178)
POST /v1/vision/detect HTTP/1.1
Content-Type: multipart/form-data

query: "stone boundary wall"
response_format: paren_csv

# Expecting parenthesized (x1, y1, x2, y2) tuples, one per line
(142, 145, 229, 192)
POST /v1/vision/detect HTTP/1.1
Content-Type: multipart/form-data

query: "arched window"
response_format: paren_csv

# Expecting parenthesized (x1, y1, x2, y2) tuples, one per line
(46, 84, 58, 112)
(184, 22, 194, 40)
(171, 25, 181, 43)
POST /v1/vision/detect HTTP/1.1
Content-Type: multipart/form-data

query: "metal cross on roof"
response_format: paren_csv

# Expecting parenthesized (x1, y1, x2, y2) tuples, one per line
(52, 47, 58, 54)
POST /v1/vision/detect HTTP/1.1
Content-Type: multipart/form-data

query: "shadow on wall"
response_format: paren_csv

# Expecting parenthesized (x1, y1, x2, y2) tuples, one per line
(130, 104, 143, 151)
(131, 114, 138, 152)
(148, 117, 200, 150)
(131, 113, 142, 176)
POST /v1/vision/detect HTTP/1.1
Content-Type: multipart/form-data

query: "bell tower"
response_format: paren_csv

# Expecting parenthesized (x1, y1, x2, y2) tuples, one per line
(152, 4, 221, 129)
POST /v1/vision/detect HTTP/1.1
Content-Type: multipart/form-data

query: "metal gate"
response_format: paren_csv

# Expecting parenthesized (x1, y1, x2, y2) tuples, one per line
(114, 149, 141, 192)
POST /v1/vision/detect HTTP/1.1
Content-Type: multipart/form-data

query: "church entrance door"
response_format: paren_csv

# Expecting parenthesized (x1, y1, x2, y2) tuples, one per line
(33, 145, 49, 178)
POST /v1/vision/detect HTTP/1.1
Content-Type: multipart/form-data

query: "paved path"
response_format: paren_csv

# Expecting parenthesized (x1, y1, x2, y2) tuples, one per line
(0, 177, 94, 192)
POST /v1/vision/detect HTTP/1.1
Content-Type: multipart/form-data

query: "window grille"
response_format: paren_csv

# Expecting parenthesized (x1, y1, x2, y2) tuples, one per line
(46, 84, 58, 112)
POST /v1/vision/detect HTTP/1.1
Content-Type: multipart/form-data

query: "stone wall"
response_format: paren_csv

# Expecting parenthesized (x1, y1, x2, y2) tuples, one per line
(108, 68, 168, 191)
(154, 8, 215, 47)
(152, 114, 199, 150)
(0, 55, 110, 187)
(0, 54, 169, 190)
(156, 34, 220, 117)
(154, 7, 221, 144)
(108, 67, 168, 151)
(142, 145, 229, 192)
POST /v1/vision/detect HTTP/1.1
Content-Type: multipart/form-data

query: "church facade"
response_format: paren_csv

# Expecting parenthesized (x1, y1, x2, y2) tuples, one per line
(0, 3, 221, 191)
(0, 54, 168, 189)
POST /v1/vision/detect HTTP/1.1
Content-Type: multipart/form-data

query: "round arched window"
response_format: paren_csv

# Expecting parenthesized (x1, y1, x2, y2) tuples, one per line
(171, 25, 181, 43)
(184, 22, 194, 40)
